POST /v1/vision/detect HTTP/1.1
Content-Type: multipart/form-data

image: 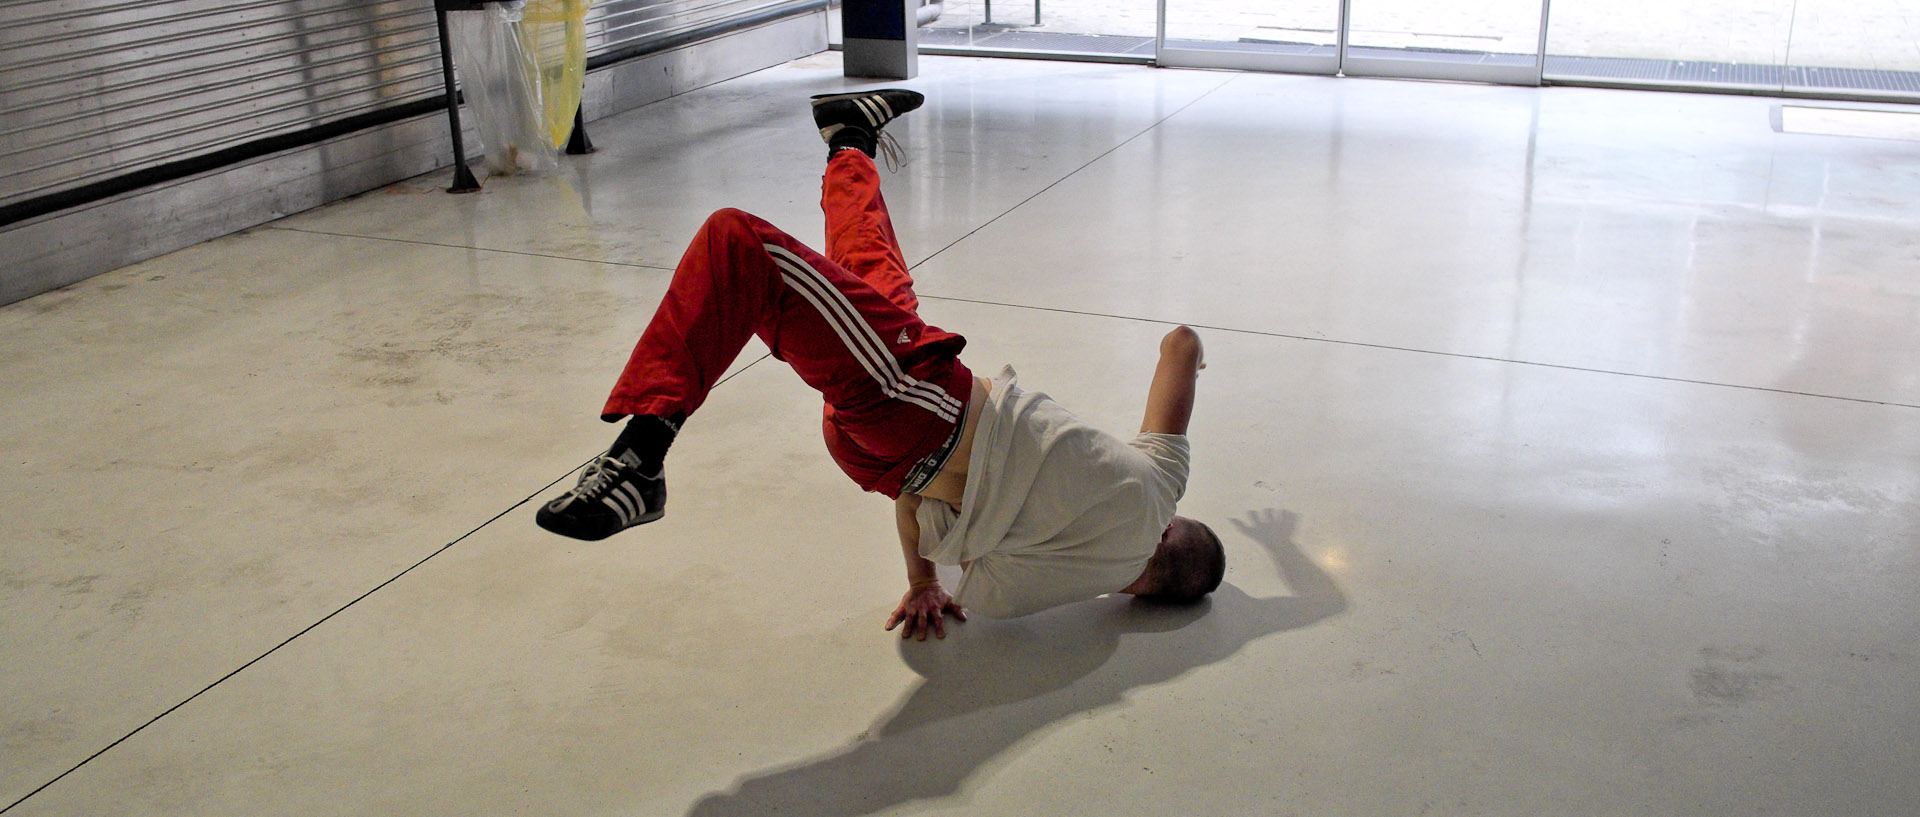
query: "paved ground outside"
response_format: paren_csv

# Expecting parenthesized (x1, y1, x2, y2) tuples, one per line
(913, 0, 1920, 72)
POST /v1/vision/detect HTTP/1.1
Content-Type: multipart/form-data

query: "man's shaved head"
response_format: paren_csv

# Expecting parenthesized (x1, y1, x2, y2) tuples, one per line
(1137, 516, 1225, 603)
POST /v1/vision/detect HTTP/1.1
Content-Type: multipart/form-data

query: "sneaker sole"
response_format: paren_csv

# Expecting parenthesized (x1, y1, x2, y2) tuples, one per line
(535, 507, 665, 541)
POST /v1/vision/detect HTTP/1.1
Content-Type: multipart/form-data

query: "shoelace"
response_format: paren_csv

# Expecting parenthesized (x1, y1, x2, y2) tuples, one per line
(876, 130, 906, 173)
(567, 454, 628, 501)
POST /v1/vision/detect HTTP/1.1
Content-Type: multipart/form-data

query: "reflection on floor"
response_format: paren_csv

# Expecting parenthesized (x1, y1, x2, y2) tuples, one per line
(3, 52, 1918, 817)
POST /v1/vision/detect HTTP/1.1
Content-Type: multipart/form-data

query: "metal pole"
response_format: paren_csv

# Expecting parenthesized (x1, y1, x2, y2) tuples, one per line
(1336, 0, 1351, 76)
(565, 103, 596, 155)
(1534, 0, 1553, 86)
(1153, 0, 1165, 62)
(434, 3, 482, 193)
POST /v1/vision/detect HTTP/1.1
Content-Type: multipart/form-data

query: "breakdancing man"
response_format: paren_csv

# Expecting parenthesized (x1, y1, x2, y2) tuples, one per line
(537, 89, 1224, 639)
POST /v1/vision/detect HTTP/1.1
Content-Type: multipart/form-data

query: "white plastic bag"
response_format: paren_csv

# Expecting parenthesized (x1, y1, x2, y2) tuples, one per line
(449, 2, 558, 175)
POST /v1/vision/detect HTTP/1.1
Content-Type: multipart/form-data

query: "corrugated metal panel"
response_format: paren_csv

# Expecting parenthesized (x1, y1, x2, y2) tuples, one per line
(0, 0, 813, 211)
(0, 0, 445, 209)
(585, 0, 817, 60)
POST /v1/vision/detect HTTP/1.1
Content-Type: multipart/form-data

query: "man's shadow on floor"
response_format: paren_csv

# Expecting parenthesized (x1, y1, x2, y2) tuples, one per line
(686, 509, 1346, 817)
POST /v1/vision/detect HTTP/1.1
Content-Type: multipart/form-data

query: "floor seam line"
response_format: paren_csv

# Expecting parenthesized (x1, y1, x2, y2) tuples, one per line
(906, 73, 1239, 273)
(2, 533, 469, 814)
(1, 355, 774, 814)
(264, 226, 675, 271)
(916, 294, 1920, 411)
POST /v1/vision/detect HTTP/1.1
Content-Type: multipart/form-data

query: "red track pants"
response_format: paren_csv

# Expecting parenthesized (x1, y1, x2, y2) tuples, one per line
(602, 150, 972, 498)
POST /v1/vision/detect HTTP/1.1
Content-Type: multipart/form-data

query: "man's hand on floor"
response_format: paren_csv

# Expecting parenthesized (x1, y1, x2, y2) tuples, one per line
(885, 583, 967, 641)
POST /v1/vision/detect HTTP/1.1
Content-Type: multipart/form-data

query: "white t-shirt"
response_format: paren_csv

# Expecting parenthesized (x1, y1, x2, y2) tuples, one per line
(916, 365, 1192, 618)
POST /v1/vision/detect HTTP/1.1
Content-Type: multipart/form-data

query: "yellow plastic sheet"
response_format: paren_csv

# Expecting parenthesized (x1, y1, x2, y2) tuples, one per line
(520, 0, 592, 149)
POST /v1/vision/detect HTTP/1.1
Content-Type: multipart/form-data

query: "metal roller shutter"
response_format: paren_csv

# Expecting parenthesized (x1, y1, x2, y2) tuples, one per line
(0, 0, 820, 218)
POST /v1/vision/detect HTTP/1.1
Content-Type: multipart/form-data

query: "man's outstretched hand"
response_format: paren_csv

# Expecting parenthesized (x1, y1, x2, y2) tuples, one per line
(885, 583, 967, 640)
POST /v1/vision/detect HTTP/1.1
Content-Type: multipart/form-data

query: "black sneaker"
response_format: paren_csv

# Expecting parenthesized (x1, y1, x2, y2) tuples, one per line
(810, 89, 924, 166)
(535, 453, 665, 541)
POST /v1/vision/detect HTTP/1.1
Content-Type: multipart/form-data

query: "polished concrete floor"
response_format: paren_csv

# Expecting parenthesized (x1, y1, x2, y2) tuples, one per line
(3, 53, 1918, 816)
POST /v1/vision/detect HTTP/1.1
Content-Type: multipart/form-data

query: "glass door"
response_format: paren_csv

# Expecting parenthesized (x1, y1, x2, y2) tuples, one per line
(1156, 0, 1345, 74)
(1158, 0, 1549, 86)
(1542, 0, 1793, 92)
(1340, 0, 1549, 85)
(1539, 1, 1917, 103)
(1783, 1, 1920, 100)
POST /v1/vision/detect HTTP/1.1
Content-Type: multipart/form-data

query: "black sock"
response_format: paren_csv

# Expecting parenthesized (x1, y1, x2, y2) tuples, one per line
(611, 413, 683, 471)
(828, 127, 876, 158)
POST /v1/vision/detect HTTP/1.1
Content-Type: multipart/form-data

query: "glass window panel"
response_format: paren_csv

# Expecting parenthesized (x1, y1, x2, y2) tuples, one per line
(920, 0, 1159, 55)
(1346, 0, 1544, 59)
(1163, 0, 1339, 50)
(1544, 0, 1795, 89)
(1784, 2, 1920, 97)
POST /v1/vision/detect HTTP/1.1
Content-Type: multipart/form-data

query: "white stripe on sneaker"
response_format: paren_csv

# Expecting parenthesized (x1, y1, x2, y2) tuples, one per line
(618, 481, 645, 516)
(855, 98, 881, 127)
(763, 244, 962, 422)
(602, 494, 632, 525)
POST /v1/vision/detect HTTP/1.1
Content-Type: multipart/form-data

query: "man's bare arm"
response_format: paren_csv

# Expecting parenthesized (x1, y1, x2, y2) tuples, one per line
(1141, 326, 1205, 435)
(893, 493, 938, 586)
(884, 493, 965, 640)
